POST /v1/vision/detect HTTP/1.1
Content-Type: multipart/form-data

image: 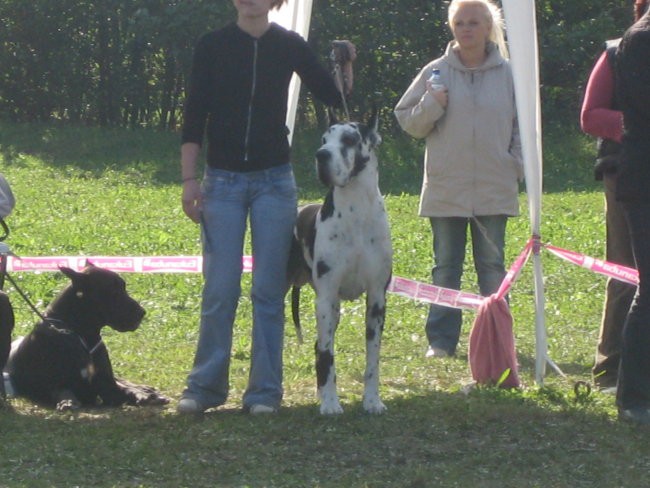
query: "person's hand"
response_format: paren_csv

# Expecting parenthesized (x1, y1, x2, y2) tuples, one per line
(181, 179, 202, 223)
(426, 82, 448, 108)
(333, 40, 356, 94)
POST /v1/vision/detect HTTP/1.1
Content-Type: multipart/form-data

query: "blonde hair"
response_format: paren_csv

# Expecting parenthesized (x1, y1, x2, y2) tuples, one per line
(271, 0, 288, 10)
(448, 0, 509, 59)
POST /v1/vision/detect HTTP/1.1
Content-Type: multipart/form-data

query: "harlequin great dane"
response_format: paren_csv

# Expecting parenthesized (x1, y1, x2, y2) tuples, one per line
(287, 109, 392, 415)
(1, 263, 168, 410)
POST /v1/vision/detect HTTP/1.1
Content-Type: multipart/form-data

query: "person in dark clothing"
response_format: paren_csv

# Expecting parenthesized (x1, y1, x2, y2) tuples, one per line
(580, 0, 648, 392)
(614, 1, 650, 424)
(178, 0, 355, 415)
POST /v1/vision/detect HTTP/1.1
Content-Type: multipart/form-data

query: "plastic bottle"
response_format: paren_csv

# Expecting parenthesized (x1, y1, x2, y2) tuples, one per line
(428, 69, 445, 91)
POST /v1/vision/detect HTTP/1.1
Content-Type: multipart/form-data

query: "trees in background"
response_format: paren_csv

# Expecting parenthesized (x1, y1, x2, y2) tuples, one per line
(0, 0, 632, 131)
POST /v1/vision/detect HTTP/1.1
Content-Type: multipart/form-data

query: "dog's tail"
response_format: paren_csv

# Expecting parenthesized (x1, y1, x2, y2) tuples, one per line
(0, 291, 15, 398)
(290, 285, 304, 344)
(287, 236, 309, 345)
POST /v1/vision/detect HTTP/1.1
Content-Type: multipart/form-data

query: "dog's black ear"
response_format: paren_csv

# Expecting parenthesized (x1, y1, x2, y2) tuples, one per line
(59, 266, 84, 284)
(327, 108, 339, 127)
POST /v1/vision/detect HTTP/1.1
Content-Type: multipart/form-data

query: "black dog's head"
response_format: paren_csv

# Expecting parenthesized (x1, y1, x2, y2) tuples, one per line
(48, 263, 145, 334)
(315, 108, 381, 188)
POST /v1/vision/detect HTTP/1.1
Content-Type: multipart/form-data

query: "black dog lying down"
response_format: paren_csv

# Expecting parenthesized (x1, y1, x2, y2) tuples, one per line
(0, 264, 168, 410)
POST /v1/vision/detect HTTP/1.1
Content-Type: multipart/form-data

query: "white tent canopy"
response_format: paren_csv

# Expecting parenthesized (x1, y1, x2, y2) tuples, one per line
(269, 0, 314, 143)
(274, 0, 553, 384)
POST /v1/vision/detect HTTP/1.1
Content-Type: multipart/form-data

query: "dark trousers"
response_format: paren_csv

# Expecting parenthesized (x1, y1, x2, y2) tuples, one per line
(617, 201, 650, 410)
(593, 174, 636, 387)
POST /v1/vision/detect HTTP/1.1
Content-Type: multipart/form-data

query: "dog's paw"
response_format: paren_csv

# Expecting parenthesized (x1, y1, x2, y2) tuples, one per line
(56, 398, 81, 412)
(319, 398, 344, 415)
(135, 392, 170, 406)
(363, 395, 387, 414)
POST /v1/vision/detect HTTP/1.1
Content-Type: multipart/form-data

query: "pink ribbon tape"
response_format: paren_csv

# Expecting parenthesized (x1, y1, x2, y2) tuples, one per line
(544, 244, 638, 286)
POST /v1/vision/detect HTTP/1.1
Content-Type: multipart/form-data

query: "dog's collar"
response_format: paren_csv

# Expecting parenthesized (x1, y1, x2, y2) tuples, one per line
(43, 317, 105, 355)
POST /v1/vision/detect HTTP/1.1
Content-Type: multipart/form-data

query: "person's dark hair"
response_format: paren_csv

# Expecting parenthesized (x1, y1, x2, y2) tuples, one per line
(634, 0, 649, 21)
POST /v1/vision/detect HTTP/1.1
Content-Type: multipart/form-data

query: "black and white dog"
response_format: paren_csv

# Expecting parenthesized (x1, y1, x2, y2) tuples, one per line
(1, 264, 168, 410)
(288, 109, 392, 415)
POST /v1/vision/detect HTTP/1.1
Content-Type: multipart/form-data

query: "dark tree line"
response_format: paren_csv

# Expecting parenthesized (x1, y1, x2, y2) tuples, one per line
(0, 0, 634, 132)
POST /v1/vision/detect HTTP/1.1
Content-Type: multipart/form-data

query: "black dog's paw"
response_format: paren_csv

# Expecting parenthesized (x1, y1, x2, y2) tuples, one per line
(135, 392, 170, 406)
(116, 378, 170, 406)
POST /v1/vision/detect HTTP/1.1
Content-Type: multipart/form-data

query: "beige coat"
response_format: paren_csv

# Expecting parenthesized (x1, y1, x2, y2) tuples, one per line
(394, 42, 523, 218)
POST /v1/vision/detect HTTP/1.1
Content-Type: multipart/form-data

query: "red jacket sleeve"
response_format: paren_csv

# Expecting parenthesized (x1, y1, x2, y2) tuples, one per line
(580, 51, 624, 142)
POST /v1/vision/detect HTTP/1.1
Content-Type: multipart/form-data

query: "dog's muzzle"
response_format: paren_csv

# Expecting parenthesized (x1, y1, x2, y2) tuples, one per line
(316, 148, 333, 187)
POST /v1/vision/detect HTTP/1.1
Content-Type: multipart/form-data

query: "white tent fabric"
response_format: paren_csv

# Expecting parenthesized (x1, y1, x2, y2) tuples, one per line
(269, 0, 315, 143)
(502, 0, 559, 384)
(272, 0, 553, 384)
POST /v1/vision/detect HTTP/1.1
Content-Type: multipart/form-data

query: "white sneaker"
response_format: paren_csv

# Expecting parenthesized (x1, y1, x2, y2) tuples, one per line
(177, 397, 206, 414)
(248, 404, 277, 415)
(425, 346, 449, 358)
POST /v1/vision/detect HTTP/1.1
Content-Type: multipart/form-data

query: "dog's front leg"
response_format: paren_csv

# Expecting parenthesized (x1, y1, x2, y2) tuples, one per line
(91, 345, 131, 406)
(315, 292, 343, 415)
(362, 289, 387, 414)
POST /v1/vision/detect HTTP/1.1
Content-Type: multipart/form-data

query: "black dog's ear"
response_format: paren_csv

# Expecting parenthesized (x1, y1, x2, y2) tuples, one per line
(327, 108, 339, 126)
(59, 266, 85, 284)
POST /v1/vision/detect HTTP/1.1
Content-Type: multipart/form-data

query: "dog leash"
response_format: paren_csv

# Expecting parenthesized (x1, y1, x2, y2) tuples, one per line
(2, 263, 104, 355)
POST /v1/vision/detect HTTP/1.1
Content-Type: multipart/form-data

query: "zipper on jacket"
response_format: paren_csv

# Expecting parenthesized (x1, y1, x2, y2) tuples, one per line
(244, 40, 258, 162)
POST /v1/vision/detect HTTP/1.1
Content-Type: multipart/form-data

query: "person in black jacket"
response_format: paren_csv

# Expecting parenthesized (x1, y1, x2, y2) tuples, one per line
(614, 2, 650, 424)
(580, 1, 648, 392)
(178, 0, 355, 415)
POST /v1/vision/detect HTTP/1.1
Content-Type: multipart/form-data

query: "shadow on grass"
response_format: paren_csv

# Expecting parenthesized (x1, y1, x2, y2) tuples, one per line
(1, 385, 646, 487)
(1, 119, 603, 197)
(0, 120, 424, 198)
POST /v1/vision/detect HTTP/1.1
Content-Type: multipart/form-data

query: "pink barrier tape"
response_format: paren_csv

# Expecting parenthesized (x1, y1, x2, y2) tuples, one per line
(6, 245, 543, 312)
(5, 256, 254, 274)
(388, 276, 484, 311)
(495, 239, 534, 299)
(544, 244, 639, 286)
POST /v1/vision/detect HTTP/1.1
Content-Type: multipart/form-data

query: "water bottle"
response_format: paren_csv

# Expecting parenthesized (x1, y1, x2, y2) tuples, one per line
(428, 69, 445, 91)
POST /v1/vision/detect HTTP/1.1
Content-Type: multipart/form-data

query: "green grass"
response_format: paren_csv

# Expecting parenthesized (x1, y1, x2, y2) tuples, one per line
(1, 121, 649, 487)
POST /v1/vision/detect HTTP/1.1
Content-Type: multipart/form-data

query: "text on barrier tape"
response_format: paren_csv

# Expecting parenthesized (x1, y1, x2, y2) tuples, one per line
(3, 254, 484, 311)
(544, 244, 638, 286)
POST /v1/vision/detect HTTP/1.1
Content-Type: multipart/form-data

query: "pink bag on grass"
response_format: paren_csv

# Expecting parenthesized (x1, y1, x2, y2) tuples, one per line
(468, 294, 520, 388)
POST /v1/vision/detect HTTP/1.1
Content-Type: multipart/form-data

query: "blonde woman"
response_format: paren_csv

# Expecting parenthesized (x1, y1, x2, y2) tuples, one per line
(395, 0, 522, 359)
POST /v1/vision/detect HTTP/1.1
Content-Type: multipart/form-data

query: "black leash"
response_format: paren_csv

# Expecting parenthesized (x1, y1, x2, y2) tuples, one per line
(2, 267, 47, 323)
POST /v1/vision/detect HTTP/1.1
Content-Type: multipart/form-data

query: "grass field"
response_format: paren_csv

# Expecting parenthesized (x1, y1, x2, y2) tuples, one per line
(1, 120, 649, 487)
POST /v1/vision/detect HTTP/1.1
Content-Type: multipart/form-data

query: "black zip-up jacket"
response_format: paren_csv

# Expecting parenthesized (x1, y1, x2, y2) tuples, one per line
(182, 22, 342, 172)
(616, 10, 650, 202)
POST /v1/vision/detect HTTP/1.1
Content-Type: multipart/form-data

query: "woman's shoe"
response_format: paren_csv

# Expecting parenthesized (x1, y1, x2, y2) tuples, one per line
(619, 407, 650, 425)
(177, 397, 206, 414)
(425, 346, 449, 358)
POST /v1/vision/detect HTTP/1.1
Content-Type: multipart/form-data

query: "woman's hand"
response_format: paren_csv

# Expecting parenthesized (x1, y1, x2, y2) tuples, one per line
(426, 82, 448, 108)
(181, 179, 202, 223)
(333, 40, 357, 94)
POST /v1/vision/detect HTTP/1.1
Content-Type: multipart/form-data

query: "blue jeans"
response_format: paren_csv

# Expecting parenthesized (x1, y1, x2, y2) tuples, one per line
(617, 202, 650, 410)
(425, 216, 508, 355)
(182, 164, 297, 410)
